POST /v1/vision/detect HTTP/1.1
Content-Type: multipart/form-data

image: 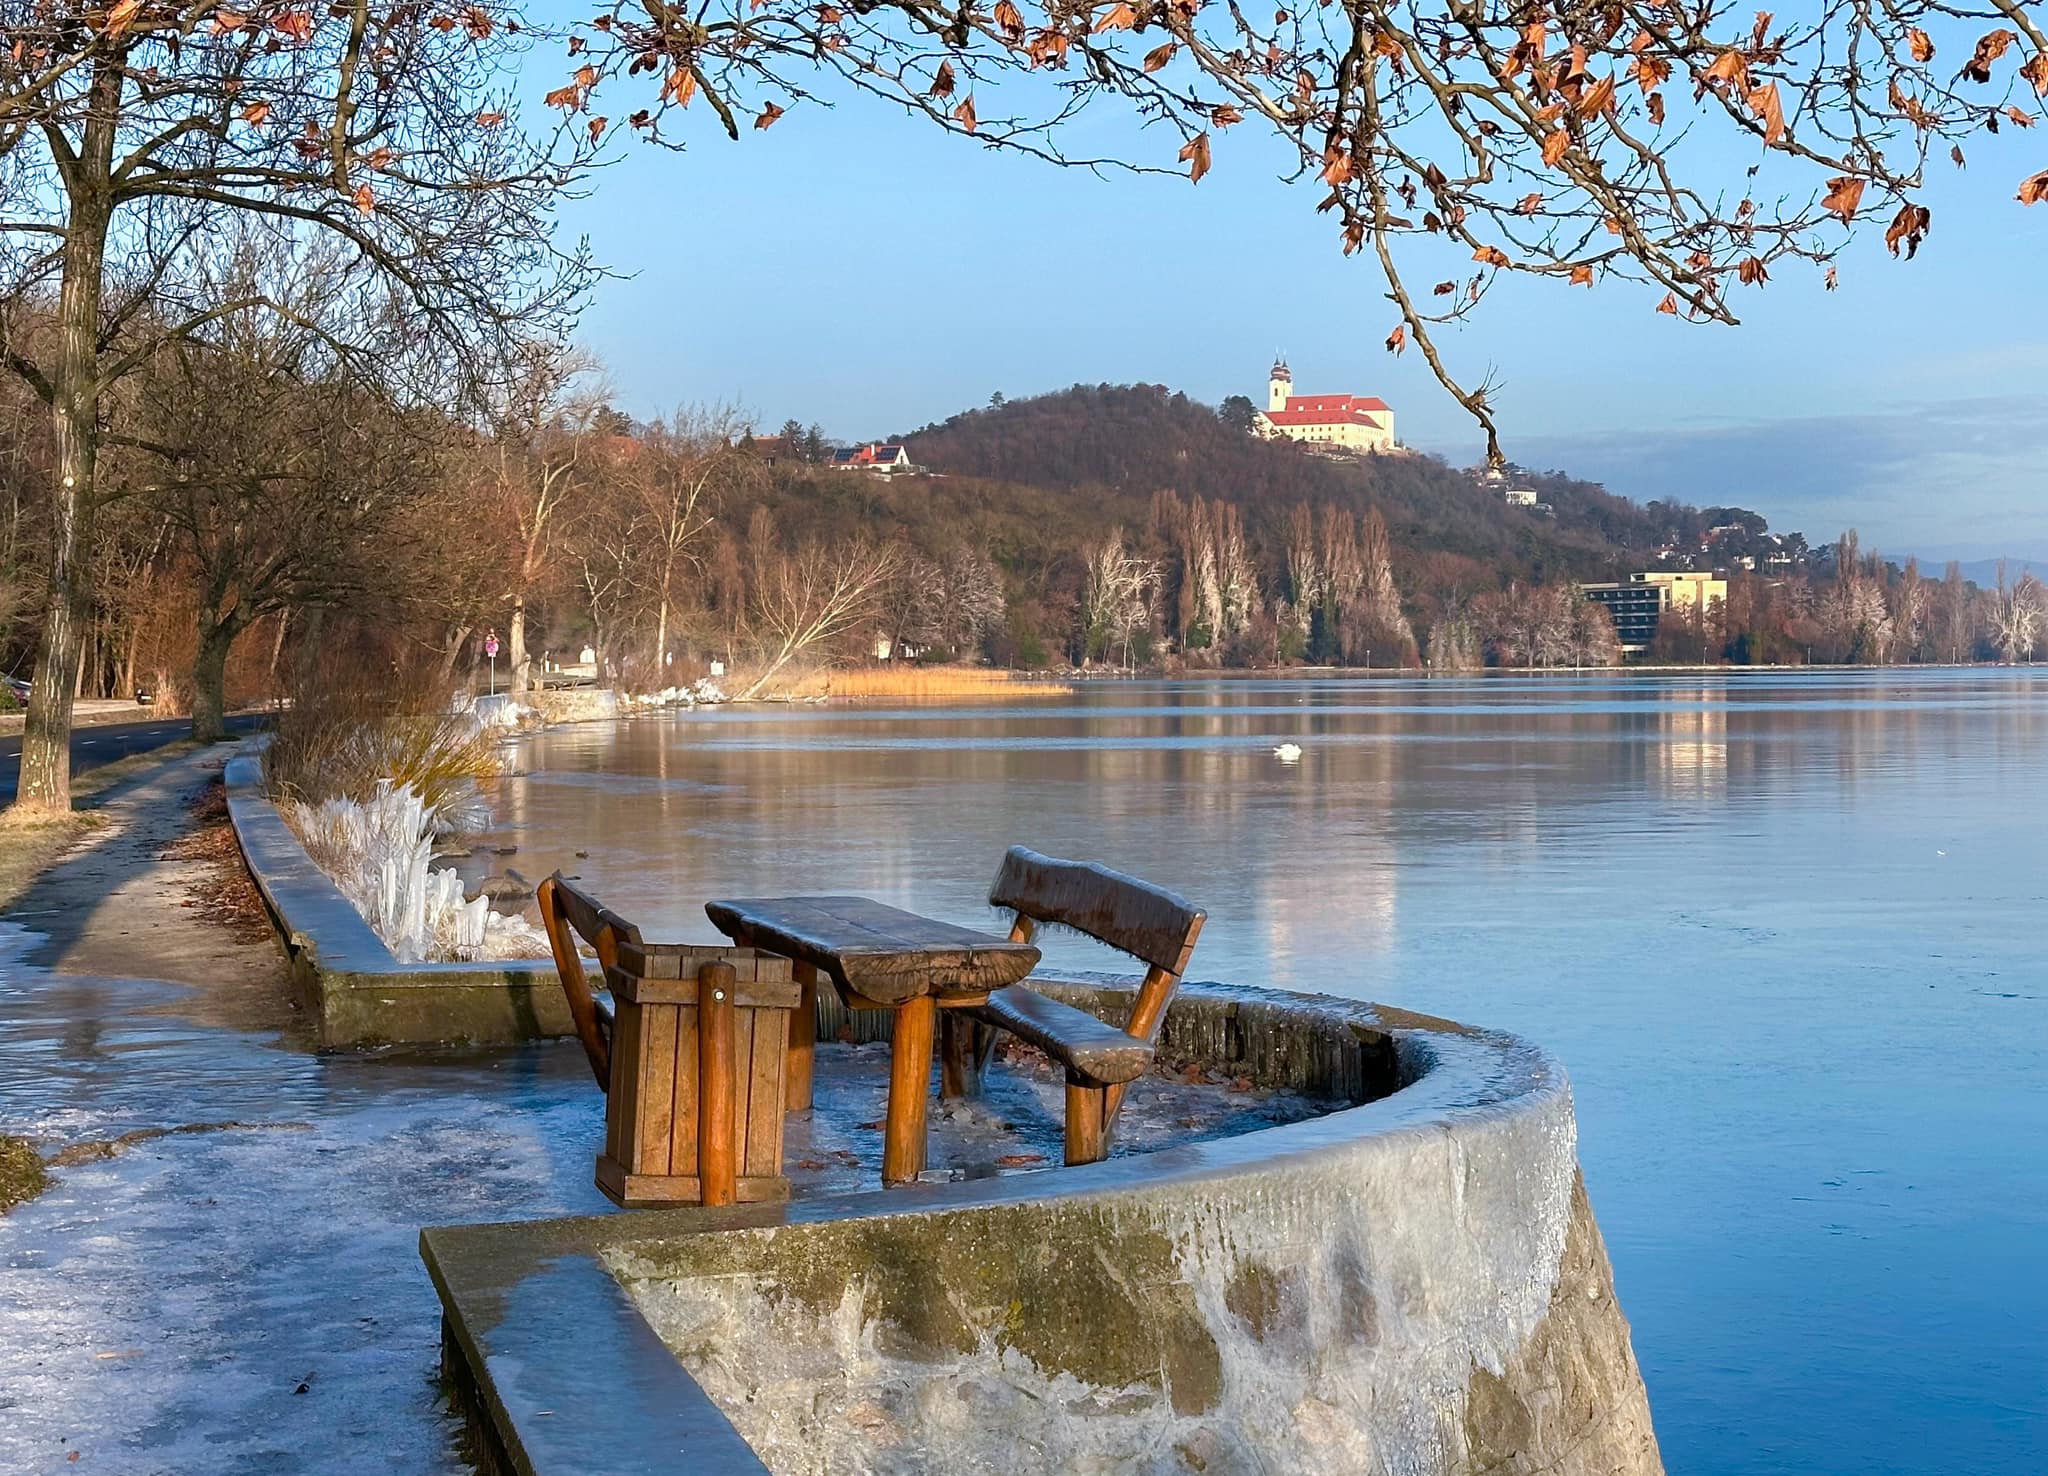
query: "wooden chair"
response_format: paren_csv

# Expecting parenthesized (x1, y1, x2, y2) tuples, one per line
(536, 874, 637, 1090)
(539, 873, 800, 1207)
(943, 847, 1206, 1165)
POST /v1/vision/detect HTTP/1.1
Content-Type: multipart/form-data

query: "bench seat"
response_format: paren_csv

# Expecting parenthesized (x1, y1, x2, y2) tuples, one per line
(969, 987, 1154, 1086)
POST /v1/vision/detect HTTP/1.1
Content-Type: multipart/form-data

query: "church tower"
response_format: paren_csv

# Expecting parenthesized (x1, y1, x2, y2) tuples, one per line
(1268, 356, 1293, 412)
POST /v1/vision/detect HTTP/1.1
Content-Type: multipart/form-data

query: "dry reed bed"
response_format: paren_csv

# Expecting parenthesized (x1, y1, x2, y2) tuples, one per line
(824, 666, 1072, 700)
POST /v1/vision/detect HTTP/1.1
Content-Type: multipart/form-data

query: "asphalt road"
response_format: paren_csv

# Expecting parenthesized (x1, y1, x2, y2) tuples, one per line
(0, 713, 264, 803)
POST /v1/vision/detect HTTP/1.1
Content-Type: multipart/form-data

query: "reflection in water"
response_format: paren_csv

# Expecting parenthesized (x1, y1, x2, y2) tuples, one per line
(464, 669, 2048, 1476)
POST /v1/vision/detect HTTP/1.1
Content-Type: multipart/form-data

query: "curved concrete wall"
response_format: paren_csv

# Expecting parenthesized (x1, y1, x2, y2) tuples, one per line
(424, 985, 1660, 1475)
(224, 752, 573, 1046)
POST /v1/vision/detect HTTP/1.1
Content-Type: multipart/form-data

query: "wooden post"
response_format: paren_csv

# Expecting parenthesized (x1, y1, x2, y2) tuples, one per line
(697, 962, 738, 1207)
(938, 1013, 984, 1099)
(882, 995, 936, 1186)
(786, 961, 818, 1111)
(1064, 1081, 1108, 1165)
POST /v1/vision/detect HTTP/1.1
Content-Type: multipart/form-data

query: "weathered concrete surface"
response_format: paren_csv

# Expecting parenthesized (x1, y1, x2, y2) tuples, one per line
(427, 991, 1661, 1476)
(224, 752, 572, 1047)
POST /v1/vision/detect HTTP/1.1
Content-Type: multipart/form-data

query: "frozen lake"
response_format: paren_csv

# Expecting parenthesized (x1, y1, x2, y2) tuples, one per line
(469, 669, 2048, 1475)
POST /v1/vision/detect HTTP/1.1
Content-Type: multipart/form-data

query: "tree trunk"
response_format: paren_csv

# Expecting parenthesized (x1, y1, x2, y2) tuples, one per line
(268, 609, 291, 680)
(190, 614, 239, 743)
(437, 622, 471, 682)
(509, 599, 531, 697)
(11, 63, 118, 815)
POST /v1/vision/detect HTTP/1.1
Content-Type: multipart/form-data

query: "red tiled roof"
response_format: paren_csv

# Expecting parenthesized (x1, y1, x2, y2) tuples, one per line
(1263, 393, 1390, 427)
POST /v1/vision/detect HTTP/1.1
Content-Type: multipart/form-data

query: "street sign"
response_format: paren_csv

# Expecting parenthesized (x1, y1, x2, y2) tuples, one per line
(484, 634, 500, 658)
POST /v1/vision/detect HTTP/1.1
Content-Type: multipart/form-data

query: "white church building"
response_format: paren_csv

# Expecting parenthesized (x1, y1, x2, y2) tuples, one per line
(1254, 359, 1397, 454)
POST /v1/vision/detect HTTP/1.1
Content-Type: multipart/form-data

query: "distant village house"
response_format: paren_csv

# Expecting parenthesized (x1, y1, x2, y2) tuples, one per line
(830, 442, 916, 473)
(1255, 359, 1397, 454)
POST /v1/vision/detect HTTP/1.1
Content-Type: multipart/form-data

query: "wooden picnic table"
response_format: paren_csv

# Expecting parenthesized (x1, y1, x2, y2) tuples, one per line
(704, 895, 1042, 1186)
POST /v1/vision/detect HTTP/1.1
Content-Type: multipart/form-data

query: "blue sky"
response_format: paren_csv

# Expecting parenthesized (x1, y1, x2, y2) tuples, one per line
(556, 69, 2048, 560)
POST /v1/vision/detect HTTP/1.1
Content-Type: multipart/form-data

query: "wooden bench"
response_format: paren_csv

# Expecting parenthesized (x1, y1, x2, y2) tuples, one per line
(538, 875, 799, 1208)
(945, 847, 1205, 1166)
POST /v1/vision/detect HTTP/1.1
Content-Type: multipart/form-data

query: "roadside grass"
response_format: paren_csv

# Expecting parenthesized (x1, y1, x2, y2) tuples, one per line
(825, 665, 1073, 700)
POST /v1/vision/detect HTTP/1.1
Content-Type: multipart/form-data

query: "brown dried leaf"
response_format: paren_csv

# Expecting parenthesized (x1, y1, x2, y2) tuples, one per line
(1569, 263, 1594, 286)
(475, 109, 506, 127)
(1541, 129, 1570, 165)
(239, 100, 271, 125)
(1385, 324, 1406, 354)
(542, 82, 580, 109)
(1704, 49, 1748, 91)
(1143, 41, 1176, 72)
(1747, 81, 1784, 143)
(2025, 53, 2048, 97)
(993, 0, 1023, 36)
(352, 182, 375, 214)
(1576, 74, 1615, 118)
(1963, 29, 2017, 84)
(952, 94, 977, 132)
(102, 0, 141, 38)
(1179, 130, 1211, 183)
(995, 1153, 1046, 1167)
(1884, 203, 1930, 256)
(1211, 103, 1243, 127)
(588, 115, 607, 142)
(1736, 255, 1769, 284)
(1820, 174, 1864, 221)
(756, 101, 785, 128)
(1472, 243, 1510, 267)
(1825, 265, 1838, 290)
(2006, 106, 2035, 128)
(929, 59, 955, 98)
(2017, 169, 2048, 205)
(1655, 292, 1679, 314)
(1907, 28, 1934, 64)
(1093, 2, 1136, 32)
(1433, 279, 1456, 295)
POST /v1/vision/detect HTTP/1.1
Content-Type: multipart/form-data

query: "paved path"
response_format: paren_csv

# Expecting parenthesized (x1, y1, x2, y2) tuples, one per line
(0, 747, 611, 1474)
(0, 713, 262, 803)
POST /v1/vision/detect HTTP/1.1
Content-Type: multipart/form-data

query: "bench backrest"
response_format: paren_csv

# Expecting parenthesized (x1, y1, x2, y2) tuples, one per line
(989, 846, 1205, 1052)
(990, 847, 1204, 975)
(537, 873, 643, 1090)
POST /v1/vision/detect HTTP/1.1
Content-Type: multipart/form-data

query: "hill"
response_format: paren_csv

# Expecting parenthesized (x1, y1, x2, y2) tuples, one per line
(895, 383, 1664, 584)
(730, 382, 1814, 669)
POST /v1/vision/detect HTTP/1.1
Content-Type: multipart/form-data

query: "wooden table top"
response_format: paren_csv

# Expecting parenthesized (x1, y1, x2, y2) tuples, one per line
(704, 895, 1041, 1007)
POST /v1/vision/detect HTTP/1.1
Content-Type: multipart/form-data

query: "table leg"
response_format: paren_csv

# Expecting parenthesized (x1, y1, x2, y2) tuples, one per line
(882, 995, 936, 1186)
(786, 962, 817, 1112)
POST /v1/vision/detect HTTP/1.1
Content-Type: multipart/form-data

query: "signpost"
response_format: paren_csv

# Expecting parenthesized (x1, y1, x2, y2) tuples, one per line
(485, 630, 500, 696)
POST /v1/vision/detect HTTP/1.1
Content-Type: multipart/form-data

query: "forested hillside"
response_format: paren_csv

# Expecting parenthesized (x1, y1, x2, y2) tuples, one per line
(894, 383, 1660, 583)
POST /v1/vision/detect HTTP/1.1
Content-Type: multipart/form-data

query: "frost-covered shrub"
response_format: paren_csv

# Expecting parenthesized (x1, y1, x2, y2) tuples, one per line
(287, 780, 547, 964)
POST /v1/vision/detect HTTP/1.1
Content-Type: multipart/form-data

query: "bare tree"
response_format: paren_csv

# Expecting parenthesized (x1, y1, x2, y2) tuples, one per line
(483, 343, 602, 697)
(1992, 567, 2044, 662)
(0, 3, 591, 814)
(631, 407, 753, 675)
(1082, 527, 1158, 669)
(125, 266, 440, 740)
(741, 534, 902, 698)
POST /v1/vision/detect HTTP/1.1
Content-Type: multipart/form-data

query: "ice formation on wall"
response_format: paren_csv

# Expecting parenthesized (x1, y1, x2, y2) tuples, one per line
(287, 780, 548, 964)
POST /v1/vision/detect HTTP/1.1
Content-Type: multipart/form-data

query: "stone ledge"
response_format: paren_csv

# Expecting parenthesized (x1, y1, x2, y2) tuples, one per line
(224, 751, 571, 1048)
(422, 990, 1661, 1476)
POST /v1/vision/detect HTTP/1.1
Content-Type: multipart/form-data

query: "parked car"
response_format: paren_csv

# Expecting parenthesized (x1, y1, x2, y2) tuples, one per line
(3, 674, 29, 704)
